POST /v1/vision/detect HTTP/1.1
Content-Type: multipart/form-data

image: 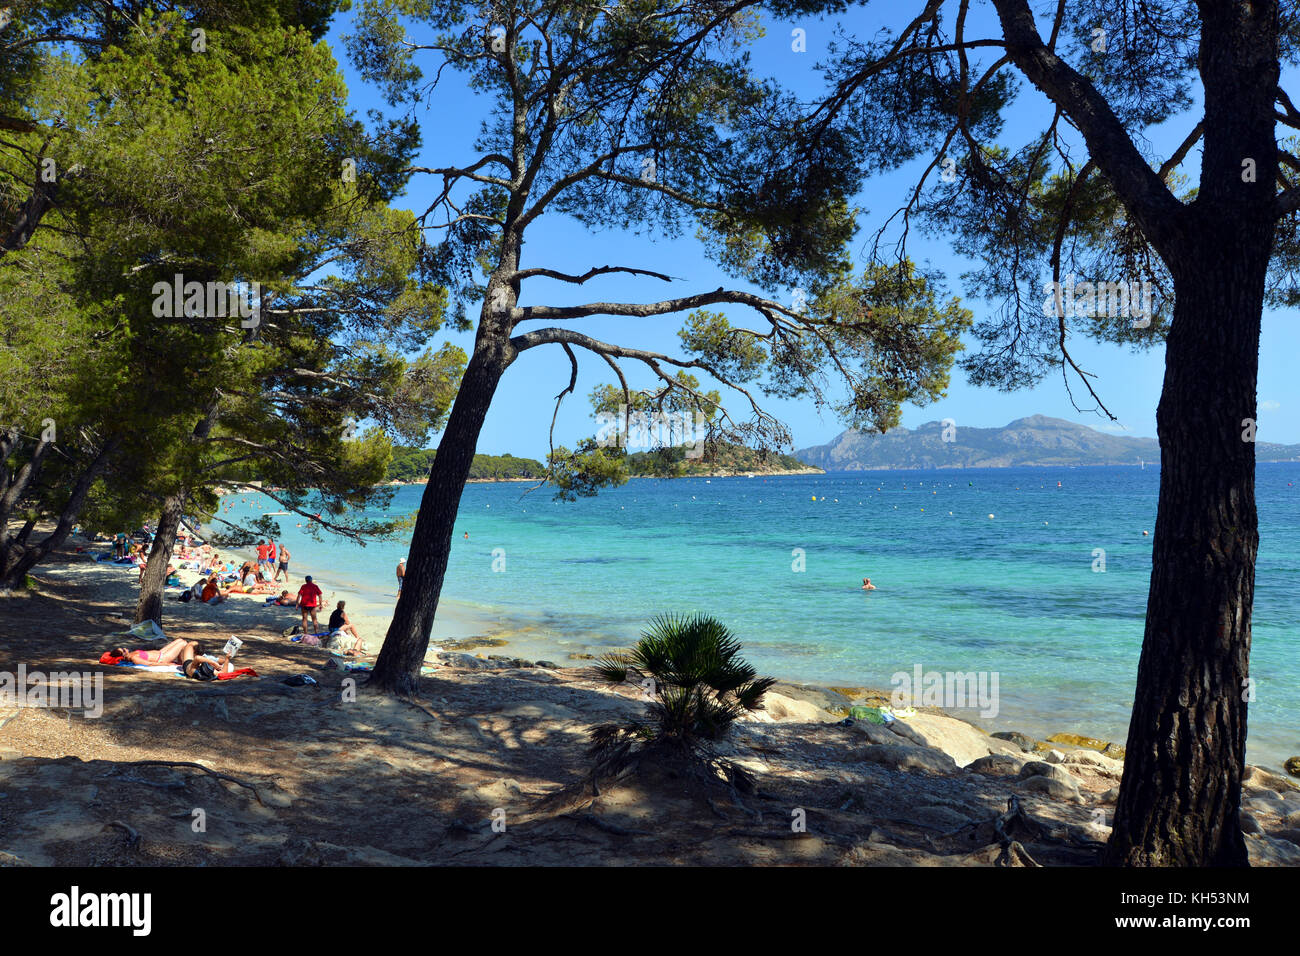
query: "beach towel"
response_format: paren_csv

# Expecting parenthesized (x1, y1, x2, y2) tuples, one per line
(113, 620, 167, 642)
(105, 660, 184, 674)
(847, 705, 919, 723)
(217, 667, 257, 680)
(848, 706, 895, 724)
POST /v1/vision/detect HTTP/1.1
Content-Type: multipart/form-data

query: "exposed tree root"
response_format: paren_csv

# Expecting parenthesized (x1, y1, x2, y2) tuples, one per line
(101, 759, 267, 806)
(106, 820, 140, 850)
(565, 813, 652, 837)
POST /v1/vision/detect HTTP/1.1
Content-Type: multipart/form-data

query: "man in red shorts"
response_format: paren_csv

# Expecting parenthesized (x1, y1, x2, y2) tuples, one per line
(296, 575, 323, 634)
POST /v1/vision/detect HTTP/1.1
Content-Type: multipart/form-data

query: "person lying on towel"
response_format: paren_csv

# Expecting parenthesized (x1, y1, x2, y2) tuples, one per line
(101, 638, 195, 667)
(180, 642, 257, 681)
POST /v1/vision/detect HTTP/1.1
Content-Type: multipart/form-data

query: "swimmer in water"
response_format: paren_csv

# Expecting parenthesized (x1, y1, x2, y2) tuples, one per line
(861, 577, 876, 591)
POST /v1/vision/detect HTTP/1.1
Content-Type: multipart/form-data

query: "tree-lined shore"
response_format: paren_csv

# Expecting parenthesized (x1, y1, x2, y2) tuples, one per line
(3, 0, 1299, 870)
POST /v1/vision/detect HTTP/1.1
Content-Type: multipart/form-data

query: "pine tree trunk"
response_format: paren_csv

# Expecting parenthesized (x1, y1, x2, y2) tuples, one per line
(134, 493, 184, 625)
(1104, 244, 1268, 866)
(367, 327, 515, 694)
(1102, 0, 1278, 867)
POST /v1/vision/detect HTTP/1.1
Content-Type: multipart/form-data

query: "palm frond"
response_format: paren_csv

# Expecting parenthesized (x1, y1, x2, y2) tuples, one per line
(592, 652, 632, 683)
(589, 612, 773, 787)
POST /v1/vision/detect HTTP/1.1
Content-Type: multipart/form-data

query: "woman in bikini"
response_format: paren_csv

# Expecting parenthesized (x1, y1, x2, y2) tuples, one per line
(104, 639, 196, 666)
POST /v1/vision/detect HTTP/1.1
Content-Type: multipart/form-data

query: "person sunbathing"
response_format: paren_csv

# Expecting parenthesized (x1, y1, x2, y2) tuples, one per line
(328, 601, 366, 656)
(224, 565, 252, 590)
(200, 577, 233, 605)
(265, 589, 295, 606)
(249, 570, 277, 594)
(225, 565, 276, 595)
(104, 638, 195, 667)
(139, 561, 177, 584)
(180, 642, 235, 680)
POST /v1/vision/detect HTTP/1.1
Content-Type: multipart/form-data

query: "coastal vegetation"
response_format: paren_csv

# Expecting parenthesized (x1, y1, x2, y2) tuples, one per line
(384, 443, 817, 483)
(388, 447, 546, 482)
(1, 0, 1297, 872)
(0, 2, 461, 612)
(353, 3, 970, 698)
(591, 614, 776, 794)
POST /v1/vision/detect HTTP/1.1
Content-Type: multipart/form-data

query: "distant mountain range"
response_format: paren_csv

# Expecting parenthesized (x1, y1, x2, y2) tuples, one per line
(795, 415, 1300, 470)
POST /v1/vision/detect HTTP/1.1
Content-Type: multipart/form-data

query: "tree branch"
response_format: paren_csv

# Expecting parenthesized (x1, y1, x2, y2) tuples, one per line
(990, 0, 1187, 257)
(510, 263, 676, 284)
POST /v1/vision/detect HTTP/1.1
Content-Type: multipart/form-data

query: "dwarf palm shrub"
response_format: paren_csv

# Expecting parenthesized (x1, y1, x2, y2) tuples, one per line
(589, 613, 775, 791)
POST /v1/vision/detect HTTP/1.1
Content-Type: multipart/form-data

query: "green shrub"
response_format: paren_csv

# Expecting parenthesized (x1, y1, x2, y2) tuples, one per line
(589, 613, 775, 792)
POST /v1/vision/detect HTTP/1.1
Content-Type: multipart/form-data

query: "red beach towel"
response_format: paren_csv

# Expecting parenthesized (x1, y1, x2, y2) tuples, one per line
(218, 667, 258, 680)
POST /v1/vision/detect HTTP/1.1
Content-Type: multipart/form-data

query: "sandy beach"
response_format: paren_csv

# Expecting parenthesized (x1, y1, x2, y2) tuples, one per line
(2, 537, 1298, 867)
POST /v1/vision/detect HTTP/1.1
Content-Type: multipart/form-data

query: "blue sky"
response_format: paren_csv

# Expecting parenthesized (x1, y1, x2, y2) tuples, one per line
(326, 4, 1300, 458)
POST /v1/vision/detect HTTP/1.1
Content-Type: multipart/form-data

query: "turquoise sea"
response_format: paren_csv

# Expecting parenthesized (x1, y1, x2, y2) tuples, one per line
(213, 464, 1300, 771)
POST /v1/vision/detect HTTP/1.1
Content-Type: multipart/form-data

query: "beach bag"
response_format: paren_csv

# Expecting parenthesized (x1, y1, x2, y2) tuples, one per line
(177, 590, 192, 602)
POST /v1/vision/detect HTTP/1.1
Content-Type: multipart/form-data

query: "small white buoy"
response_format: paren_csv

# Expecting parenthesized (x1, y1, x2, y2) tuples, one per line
(988, 513, 995, 519)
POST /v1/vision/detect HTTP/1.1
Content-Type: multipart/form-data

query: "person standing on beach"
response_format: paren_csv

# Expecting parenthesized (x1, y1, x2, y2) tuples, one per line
(396, 558, 405, 596)
(274, 544, 291, 583)
(267, 539, 277, 574)
(256, 539, 271, 575)
(297, 575, 323, 634)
